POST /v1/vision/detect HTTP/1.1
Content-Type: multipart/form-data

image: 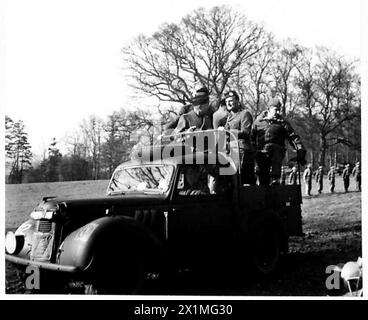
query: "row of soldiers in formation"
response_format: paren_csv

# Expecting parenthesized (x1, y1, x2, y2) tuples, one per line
(284, 162, 361, 196)
(165, 86, 306, 185)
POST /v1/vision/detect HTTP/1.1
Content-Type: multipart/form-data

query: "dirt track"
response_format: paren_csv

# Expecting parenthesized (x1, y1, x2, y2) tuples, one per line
(5, 178, 362, 296)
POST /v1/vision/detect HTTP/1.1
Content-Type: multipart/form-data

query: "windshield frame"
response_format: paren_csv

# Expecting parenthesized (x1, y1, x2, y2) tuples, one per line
(106, 164, 175, 196)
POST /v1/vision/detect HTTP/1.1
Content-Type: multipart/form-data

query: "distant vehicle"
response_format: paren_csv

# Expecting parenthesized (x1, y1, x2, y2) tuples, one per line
(6, 130, 304, 294)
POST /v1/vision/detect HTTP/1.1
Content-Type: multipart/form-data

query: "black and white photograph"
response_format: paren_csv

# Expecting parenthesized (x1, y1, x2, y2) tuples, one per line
(2, 0, 365, 301)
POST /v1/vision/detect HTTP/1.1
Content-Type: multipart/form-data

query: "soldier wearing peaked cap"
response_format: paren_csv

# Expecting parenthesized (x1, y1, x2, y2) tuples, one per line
(251, 98, 306, 186)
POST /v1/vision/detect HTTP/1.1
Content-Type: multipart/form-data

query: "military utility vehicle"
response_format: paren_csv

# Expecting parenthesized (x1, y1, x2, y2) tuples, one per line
(6, 130, 303, 294)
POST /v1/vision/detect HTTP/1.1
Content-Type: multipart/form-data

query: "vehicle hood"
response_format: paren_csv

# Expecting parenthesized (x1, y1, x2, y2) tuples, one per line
(31, 194, 169, 228)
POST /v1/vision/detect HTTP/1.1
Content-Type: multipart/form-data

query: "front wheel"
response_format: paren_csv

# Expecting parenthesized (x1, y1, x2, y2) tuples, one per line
(85, 253, 146, 295)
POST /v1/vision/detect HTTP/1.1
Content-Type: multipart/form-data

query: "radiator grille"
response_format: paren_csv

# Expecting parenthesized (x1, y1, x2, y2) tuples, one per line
(37, 220, 52, 233)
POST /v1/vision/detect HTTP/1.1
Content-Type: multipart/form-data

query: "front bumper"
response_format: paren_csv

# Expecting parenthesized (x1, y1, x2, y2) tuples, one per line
(6, 254, 78, 273)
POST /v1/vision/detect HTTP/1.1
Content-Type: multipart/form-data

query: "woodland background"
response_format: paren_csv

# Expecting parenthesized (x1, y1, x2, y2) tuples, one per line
(5, 6, 360, 184)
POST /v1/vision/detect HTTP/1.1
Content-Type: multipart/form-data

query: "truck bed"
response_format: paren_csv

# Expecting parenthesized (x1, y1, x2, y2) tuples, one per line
(239, 185, 303, 236)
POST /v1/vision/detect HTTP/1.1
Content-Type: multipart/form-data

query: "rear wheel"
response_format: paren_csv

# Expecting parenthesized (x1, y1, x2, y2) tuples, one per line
(248, 217, 283, 276)
(252, 225, 280, 275)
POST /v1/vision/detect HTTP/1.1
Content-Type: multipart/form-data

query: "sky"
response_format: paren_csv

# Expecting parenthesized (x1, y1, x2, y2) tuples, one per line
(1, 0, 365, 157)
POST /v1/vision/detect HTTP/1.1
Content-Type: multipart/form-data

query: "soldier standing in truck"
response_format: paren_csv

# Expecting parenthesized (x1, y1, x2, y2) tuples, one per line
(251, 98, 306, 185)
(169, 87, 213, 134)
(217, 90, 255, 185)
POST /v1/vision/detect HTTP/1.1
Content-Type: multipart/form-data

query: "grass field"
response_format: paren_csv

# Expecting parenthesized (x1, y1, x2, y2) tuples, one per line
(5, 176, 362, 296)
(5, 179, 109, 230)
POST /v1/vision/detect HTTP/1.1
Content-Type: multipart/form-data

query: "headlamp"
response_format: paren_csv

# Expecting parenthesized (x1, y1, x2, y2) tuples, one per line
(5, 232, 24, 255)
(30, 210, 54, 220)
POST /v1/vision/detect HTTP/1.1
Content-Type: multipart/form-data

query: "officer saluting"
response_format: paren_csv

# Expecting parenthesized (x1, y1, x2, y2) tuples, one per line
(251, 98, 306, 186)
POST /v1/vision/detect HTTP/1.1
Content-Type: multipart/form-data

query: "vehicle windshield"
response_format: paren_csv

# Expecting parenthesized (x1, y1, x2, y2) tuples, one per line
(107, 165, 174, 195)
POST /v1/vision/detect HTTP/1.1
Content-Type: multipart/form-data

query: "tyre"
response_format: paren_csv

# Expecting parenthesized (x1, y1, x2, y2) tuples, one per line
(84, 250, 146, 295)
(249, 218, 282, 276)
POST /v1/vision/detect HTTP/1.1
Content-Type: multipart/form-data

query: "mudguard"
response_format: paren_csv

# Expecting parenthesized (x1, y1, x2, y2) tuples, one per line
(57, 215, 164, 271)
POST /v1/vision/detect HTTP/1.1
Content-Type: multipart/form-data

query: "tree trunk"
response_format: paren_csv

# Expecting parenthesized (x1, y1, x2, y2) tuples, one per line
(318, 134, 327, 167)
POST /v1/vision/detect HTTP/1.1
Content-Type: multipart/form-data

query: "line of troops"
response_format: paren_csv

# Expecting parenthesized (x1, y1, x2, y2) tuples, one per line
(300, 162, 361, 196)
(165, 86, 307, 186)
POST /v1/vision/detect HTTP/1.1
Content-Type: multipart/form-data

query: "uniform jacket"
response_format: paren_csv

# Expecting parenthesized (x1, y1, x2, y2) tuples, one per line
(352, 166, 361, 178)
(166, 103, 216, 131)
(174, 110, 213, 134)
(165, 104, 192, 130)
(289, 171, 298, 184)
(224, 109, 253, 151)
(303, 168, 312, 183)
(342, 168, 351, 180)
(212, 107, 229, 129)
(281, 170, 287, 184)
(327, 169, 336, 181)
(315, 170, 324, 183)
(251, 110, 304, 151)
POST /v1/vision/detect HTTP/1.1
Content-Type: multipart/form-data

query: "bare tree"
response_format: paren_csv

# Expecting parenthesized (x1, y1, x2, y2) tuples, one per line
(270, 40, 304, 116)
(122, 5, 268, 108)
(63, 130, 89, 158)
(294, 47, 360, 167)
(228, 34, 275, 116)
(80, 115, 104, 180)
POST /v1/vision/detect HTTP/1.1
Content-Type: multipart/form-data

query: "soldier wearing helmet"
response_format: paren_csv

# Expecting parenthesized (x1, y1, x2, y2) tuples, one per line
(342, 164, 351, 192)
(251, 98, 306, 185)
